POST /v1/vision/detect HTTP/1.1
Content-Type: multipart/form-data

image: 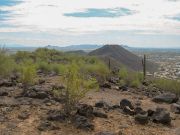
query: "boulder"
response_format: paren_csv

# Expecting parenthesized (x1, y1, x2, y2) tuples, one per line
(152, 93, 178, 104)
(152, 108, 171, 125)
(147, 109, 155, 117)
(123, 106, 135, 116)
(119, 85, 128, 91)
(100, 82, 111, 89)
(77, 104, 94, 118)
(0, 91, 8, 96)
(120, 99, 134, 110)
(18, 111, 30, 120)
(108, 77, 119, 84)
(95, 101, 111, 110)
(74, 115, 94, 131)
(93, 109, 108, 118)
(135, 113, 149, 124)
(0, 115, 7, 122)
(171, 103, 180, 114)
(95, 131, 115, 135)
(23, 89, 49, 99)
(0, 79, 14, 87)
(134, 107, 146, 115)
(47, 110, 67, 122)
(38, 121, 59, 131)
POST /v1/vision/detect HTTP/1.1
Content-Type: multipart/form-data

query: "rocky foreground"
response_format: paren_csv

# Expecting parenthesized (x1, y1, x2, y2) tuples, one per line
(0, 75, 180, 135)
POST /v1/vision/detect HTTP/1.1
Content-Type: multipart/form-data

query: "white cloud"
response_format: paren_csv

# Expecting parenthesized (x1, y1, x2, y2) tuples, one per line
(0, 0, 180, 46)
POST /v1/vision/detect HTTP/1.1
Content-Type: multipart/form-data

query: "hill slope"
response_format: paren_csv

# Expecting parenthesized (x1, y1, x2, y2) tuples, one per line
(89, 45, 158, 72)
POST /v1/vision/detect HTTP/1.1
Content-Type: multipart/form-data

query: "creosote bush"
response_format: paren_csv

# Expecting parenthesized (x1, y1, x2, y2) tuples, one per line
(118, 67, 143, 88)
(153, 78, 180, 95)
(20, 63, 37, 86)
(0, 48, 15, 78)
(59, 62, 98, 114)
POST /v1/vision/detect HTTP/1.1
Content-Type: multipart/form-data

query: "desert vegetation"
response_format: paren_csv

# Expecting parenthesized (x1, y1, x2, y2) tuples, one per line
(0, 46, 180, 135)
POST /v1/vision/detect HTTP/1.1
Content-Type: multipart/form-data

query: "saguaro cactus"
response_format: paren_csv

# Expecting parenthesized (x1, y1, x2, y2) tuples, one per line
(108, 58, 111, 71)
(142, 54, 146, 80)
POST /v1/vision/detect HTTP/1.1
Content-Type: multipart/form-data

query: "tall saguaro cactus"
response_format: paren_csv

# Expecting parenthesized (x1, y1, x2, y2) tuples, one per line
(108, 58, 111, 71)
(142, 54, 146, 80)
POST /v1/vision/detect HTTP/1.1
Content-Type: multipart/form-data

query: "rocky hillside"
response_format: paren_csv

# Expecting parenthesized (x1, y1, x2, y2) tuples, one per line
(0, 74, 180, 135)
(89, 45, 158, 72)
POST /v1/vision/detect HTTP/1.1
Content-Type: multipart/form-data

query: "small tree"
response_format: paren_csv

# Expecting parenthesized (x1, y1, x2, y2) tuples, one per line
(60, 62, 98, 115)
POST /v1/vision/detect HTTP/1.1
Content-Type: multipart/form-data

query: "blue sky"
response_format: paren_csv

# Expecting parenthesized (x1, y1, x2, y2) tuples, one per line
(0, 0, 180, 48)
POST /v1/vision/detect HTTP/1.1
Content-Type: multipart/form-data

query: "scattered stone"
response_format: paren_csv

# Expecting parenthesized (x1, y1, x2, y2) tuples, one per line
(112, 105, 120, 109)
(93, 109, 108, 118)
(74, 115, 94, 131)
(77, 104, 94, 118)
(171, 103, 180, 114)
(108, 77, 119, 84)
(135, 113, 149, 124)
(47, 110, 67, 122)
(134, 107, 146, 115)
(147, 109, 155, 117)
(119, 85, 128, 91)
(120, 99, 134, 110)
(95, 131, 115, 135)
(100, 82, 111, 89)
(0, 79, 14, 87)
(0, 115, 7, 122)
(152, 108, 171, 125)
(39, 79, 45, 84)
(95, 101, 111, 110)
(38, 121, 59, 131)
(152, 93, 178, 104)
(0, 91, 8, 96)
(52, 84, 65, 90)
(18, 111, 30, 120)
(23, 89, 49, 99)
(123, 106, 135, 116)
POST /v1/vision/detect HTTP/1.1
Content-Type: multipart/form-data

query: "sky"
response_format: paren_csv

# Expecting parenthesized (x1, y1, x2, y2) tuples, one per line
(0, 0, 180, 48)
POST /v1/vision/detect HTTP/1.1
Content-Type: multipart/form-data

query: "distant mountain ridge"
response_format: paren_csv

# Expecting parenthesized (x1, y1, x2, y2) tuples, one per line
(89, 44, 158, 72)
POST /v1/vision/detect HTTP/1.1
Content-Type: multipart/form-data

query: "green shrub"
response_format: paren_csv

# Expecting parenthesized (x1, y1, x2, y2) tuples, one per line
(20, 64, 37, 86)
(118, 67, 143, 88)
(153, 78, 180, 95)
(0, 49, 15, 77)
(58, 62, 98, 114)
(37, 62, 51, 73)
(118, 67, 128, 79)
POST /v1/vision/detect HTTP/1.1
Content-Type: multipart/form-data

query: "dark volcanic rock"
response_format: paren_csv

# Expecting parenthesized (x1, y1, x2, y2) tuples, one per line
(152, 108, 171, 125)
(0, 115, 7, 122)
(135, 113, 149, 124)
(18, 111, 30, 120)
(123, 106, 135, 116)
(119, 85, 128, 91)
(95, 101, 111, 109)
(38, 121, 59, 131)
(47, 110, 67, 122)
(108, 77, 119, 84)
(152, 93, 178, 104)
(0, 97, 20, 107)
(100, 82, 111, 89)
(74, 115, 94, 131)
(0, 79, 14, 87)
(134, 107, 146, 115)
(120, 99, 134, 110)
(77, 104, 94, 118)
(0, 91, 8, 96)
(147, 109, 155, 117)
(23, 88, 49, 99)
(95, 131, 115, 135)
(93, 109, 108, 118)
(171, 103, 180, 114)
